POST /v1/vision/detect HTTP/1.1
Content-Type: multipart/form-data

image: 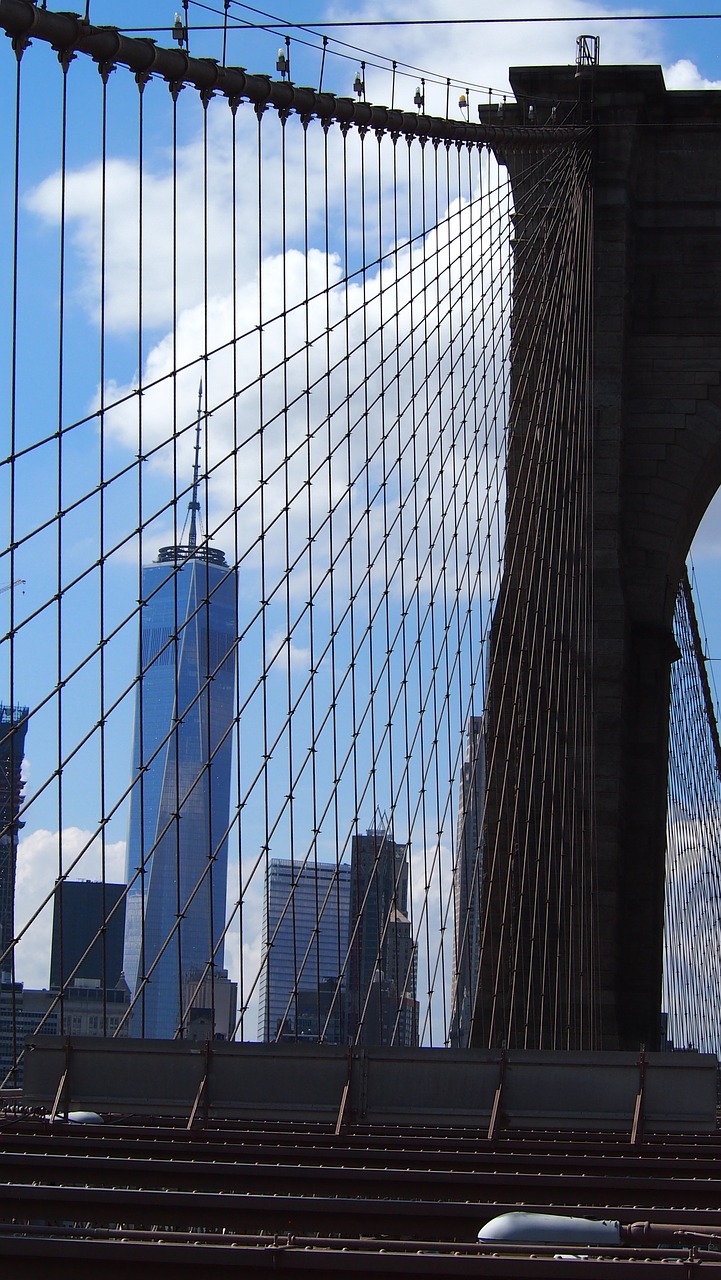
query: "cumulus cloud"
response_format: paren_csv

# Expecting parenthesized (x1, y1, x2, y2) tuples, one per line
(664, 58, 721, 91)
(25, 113, 294, 335)
(24, 103, 383, 338)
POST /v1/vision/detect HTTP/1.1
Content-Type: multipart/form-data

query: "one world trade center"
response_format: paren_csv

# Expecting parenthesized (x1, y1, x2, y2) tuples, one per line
(123, 402, 236, 1038)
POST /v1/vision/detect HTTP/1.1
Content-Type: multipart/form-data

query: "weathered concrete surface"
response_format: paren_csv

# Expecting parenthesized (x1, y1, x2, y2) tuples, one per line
(475, 67, 721, 1051)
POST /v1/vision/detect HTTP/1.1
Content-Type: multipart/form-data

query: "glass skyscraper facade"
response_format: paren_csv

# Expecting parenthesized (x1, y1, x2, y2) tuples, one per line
(258, 859, 351, 1042)
(123, 544, 236, 1039)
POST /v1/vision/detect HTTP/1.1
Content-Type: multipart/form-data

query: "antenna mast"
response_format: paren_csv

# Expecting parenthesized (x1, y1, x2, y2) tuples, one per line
(188, 380, 203, 552)
(156, 381, 226, 567)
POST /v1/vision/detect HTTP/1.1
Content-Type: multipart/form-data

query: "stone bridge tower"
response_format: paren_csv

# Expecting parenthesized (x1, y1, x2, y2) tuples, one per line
(474, 66, 721, 1052)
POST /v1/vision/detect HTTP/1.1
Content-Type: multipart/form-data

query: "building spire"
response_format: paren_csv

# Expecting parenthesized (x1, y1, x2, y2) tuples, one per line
(156, 380, 227, 567)
(187, 380, 203, 552)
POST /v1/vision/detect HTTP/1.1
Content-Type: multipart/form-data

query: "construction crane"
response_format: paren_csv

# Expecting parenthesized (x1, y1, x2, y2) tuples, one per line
(0, 579, 25, 594)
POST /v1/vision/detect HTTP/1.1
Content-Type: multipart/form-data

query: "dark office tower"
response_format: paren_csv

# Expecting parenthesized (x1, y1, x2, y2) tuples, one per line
(0, 705, 28, 983)
(123, 404, 237, 1039)
(449, 716, 485, 1048)
(50, 881, 126, 991)
(347, 820, 418, 1047)
(258, 859, 351, 1043)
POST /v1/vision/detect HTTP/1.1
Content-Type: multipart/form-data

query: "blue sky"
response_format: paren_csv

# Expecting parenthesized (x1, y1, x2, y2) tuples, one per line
(4, 0, 721, 1033)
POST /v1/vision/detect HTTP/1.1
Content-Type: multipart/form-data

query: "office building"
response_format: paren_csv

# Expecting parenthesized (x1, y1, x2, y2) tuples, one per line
(277, 976, 346, 1043)
(181, 965, 237, 1040)
(50, 978, 131, 1038)
(50, 880, 126, 991)
(258, 859, 351, 1042)
(347, 821, 418, 1047)
(0, 984, 58, 1086)
(33, 879, 133, 1070)
(448, 716, 485, 1048)
(123, 425, 237, 1039)
(0, 704, 28, 984)
(0, 979, 132, 1086)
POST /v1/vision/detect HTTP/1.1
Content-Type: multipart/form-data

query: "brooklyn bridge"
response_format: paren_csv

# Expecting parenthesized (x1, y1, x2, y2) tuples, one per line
(2, 1, 721, 1272)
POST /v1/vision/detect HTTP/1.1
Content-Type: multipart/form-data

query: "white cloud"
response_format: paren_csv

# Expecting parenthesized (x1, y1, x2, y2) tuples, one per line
(24, 103, 364, 337)
(25, 117, 267, 334)
(267, 629, 313, 676)
(664, 58, 721, 91)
